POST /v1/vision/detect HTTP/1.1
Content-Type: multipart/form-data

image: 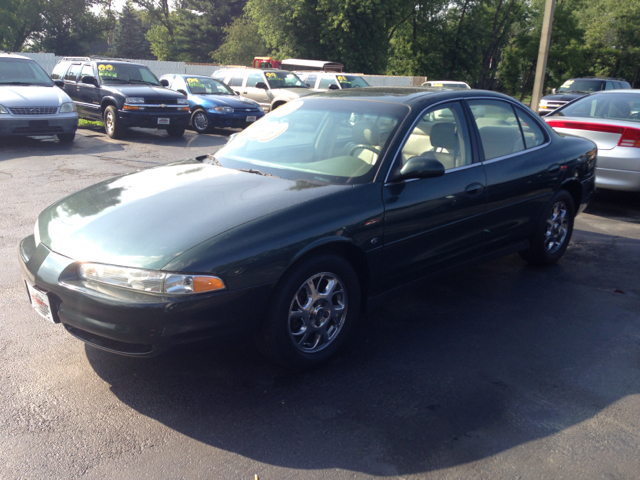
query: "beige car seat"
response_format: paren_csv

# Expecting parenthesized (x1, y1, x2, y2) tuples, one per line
(477, 126, 523, 159)
(350, 121, 381, 164)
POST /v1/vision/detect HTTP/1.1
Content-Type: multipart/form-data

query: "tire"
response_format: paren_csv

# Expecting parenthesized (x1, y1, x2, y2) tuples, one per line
(257, 254, 361, 370)
(103, 105, 125, 139)
(191, 109, 210, 134)
(519, 189, 575, 266)
(271, 102, 285, 111)
(57, 133, 75, 143)
(166, 125, 186, 137)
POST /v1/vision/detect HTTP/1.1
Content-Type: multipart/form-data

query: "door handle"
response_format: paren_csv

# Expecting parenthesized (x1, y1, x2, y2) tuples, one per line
(547, 164, 561, 174)
(465, 183, 484, 196)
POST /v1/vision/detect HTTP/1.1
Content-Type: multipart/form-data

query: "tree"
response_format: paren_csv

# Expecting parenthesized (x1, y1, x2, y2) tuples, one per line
(212, 16, 268, 65)
(109, 2, 153, 59)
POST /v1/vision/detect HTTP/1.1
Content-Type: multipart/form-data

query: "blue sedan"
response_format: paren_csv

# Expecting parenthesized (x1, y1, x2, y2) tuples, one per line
(160, 74, 264, 134)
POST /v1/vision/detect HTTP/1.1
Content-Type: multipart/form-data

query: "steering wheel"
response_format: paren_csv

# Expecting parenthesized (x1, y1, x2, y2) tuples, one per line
(349, 144, 381, 156)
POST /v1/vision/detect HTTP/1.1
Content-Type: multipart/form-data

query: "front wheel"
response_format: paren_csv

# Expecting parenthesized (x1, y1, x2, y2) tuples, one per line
(166, 125, 186, 137)
(104, 106, 125, 139)
(519, 190, 575, 265)
(191, 109, 210, 134)
(257, 254, 361, 370)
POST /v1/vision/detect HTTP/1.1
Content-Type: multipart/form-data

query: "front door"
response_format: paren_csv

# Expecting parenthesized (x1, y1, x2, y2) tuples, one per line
(382, 101, 487, 288)
(244, 72, 272, 111)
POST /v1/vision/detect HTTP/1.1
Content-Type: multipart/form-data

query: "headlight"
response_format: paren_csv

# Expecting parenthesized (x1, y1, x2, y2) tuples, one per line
(0, 104, 8, 114)
(78, 263, 226, 295)
(125, 97, 145, 104)
(177, 98, 188, 105)
(59, 102, 77, 113)
(211, 106, 234, 113)
(34, 218, 41, 247)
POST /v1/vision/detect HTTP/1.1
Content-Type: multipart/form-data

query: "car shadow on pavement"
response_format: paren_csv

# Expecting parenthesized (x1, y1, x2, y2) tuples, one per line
(84, 235, 640, 476)
(584, 190, 640, 225)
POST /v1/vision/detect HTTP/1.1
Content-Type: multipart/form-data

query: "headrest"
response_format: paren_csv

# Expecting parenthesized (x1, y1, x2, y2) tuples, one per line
(430, 122, 456, 150)
(352, 121, 380, 145)
(609, 100, 630, 119)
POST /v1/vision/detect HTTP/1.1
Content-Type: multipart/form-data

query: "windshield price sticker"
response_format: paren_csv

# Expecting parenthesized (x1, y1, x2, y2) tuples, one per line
(266, 72, 277, 79)
(337, 75, 350, 84)
(98, 64, 117, 77)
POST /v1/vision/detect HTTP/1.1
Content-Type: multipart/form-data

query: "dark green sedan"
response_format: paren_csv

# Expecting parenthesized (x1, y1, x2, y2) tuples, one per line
(19, 88, 597, 369)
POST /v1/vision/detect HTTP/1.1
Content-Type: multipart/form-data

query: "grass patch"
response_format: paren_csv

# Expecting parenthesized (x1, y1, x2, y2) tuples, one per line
(78, 119, 104, 128)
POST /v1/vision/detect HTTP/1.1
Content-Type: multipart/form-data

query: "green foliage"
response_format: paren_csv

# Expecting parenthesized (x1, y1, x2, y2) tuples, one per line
(212, 16, 268, 65)
(146, 23, 175, 60)
(109, 2, 153, 59)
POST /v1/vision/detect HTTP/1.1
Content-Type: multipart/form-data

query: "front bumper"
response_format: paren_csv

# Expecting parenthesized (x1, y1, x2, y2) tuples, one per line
(208, 111, 265, 128)
(118, 109, 190, 129)
(0, 112, 78, 136)
(18, 235, 273, 357)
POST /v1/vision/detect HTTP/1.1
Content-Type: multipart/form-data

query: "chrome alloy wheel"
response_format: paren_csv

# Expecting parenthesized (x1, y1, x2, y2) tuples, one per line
(105, 111, 115, 134)
(545, 201, 569, 253)
(288, 272, 348, 353)
(193, 111, 209, 131)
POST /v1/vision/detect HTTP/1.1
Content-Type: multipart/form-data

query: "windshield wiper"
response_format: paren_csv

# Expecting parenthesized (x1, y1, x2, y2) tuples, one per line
(238, 168, 279, 178)
(0, 81, 37, 85)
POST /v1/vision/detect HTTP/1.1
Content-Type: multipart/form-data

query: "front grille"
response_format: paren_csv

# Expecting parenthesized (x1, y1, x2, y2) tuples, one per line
(544, 101, 568, 110)
(144, 98, 179, 105)
(234, 108, 260, 112)
(9, 107, 59, 115)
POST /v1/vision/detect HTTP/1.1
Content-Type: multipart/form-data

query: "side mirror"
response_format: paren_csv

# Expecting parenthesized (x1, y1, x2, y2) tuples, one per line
(552, 88, 556, 94)
(328, 84, 340, 90)
(160, 79, 170, 87)
(81, 75, 96, 86)
(53, 79, 64, 88)
(177, 89, 187, 96)
(255, 81, 268, 90)
(397, 157, 445, 181)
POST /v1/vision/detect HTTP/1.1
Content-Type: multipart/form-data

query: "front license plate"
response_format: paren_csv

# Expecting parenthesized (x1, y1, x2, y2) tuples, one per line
(29, 120, 48, 130)
(158, 118, 170, 125)
(246, 116, 257, 122)
(25, 280, 55, 323)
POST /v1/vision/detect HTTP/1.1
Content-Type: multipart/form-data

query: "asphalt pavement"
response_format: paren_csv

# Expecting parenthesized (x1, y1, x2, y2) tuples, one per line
(1, 127, 639, 479)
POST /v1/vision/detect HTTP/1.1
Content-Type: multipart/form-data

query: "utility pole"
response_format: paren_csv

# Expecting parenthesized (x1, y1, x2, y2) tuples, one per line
(530, 0, 556, 111)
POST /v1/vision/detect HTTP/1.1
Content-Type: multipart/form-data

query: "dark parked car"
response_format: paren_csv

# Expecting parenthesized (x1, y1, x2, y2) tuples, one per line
(19, 88, 596, 370)
(51, 57, 191, 139)
(537, 77, 631, 115)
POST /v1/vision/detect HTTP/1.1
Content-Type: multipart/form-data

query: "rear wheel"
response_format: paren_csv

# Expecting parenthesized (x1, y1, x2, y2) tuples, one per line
(191, 109, 210, 134)
(103, 106, 125, 139)
(57, 133, 75, 143)
(519, 190, 575, 265)
(166, 125, 186, 137)
(257, 254, 361, 370)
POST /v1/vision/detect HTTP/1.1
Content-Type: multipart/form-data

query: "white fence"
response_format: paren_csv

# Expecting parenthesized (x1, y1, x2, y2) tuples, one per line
(14, 52, 426, 85)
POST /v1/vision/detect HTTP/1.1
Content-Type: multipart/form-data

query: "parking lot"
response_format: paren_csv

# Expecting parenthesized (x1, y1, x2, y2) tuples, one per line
(1, 127, 640, 479)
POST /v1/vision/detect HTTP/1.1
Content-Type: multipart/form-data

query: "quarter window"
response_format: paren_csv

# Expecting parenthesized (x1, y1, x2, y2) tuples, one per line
(468, 99, 525, 160)
(65, 64, 82, 81)
(399, 102, 472, 170)
(515, 107, 546, 148)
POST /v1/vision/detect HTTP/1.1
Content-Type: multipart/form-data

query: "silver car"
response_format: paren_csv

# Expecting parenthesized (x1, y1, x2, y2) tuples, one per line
(0, 53, 78, 143)
(212, 68, 311, 112)
(545, 90, 640, 191)
(297, 72, 370, 92)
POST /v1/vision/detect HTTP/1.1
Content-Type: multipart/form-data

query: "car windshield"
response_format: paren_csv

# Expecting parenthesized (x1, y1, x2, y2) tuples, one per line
(186, 77, 234, 95)
(557, 79, 604, 93)
(97, 63, 161, 86)
(550, 93, 640, 123)
(336, 75, 369, 88)
(0, 58, 54, 86)
(264, 71, 307, 89)
(212, 98, 409, 185)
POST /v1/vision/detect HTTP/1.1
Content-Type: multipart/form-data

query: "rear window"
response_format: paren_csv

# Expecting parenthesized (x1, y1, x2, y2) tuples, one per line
(557, 79, 605, 93)
(551, 93, 640, 123)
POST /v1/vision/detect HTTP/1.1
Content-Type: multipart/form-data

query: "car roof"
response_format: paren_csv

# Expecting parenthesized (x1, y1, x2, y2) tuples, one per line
(569, 77, 628, 82)
(311, 87, 513, 105)
(60, 57, 145, 67)
(0, 53, 32, 60)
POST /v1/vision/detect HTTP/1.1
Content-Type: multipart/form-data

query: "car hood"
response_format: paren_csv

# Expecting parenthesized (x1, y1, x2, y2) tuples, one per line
(541, 93, 587, 102)
(271, 88, 312, 99)
(38, 160, 345, 271)
(193, 95, 259, 108)
(0, 85, 72, 107)
(105, 85, 185, 100)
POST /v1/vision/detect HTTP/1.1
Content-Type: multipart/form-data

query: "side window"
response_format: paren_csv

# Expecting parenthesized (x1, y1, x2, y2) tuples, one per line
(172, 76, 186, 92)
(468, 99, 525, 161)
(399, 102, 472, 170)
(51, 62, 70, 80)
(65, 63, 82, 81)
(246, 72, 264, 87)
(305, 75, 317, 88)
(228, 75, 244, 87)
(80, 64, 94, 79)
(212, 71, 226, 80)
(514, 107, 546, 149)
(319, 77, 338, 89)
(605, 81, 615, 90)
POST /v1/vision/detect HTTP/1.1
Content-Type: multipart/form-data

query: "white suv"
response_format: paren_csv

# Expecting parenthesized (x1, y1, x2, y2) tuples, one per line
(0, 53, 78, 143)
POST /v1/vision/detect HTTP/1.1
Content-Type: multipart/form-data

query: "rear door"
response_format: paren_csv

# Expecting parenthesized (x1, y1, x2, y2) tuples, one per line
(76, 64, 101, 120)
(382, 101, 487, 286)
(63, 63, 82, 103)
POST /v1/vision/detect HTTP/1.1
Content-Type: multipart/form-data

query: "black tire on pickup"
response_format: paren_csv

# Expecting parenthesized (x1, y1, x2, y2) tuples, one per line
(104, 105, 125, 139)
